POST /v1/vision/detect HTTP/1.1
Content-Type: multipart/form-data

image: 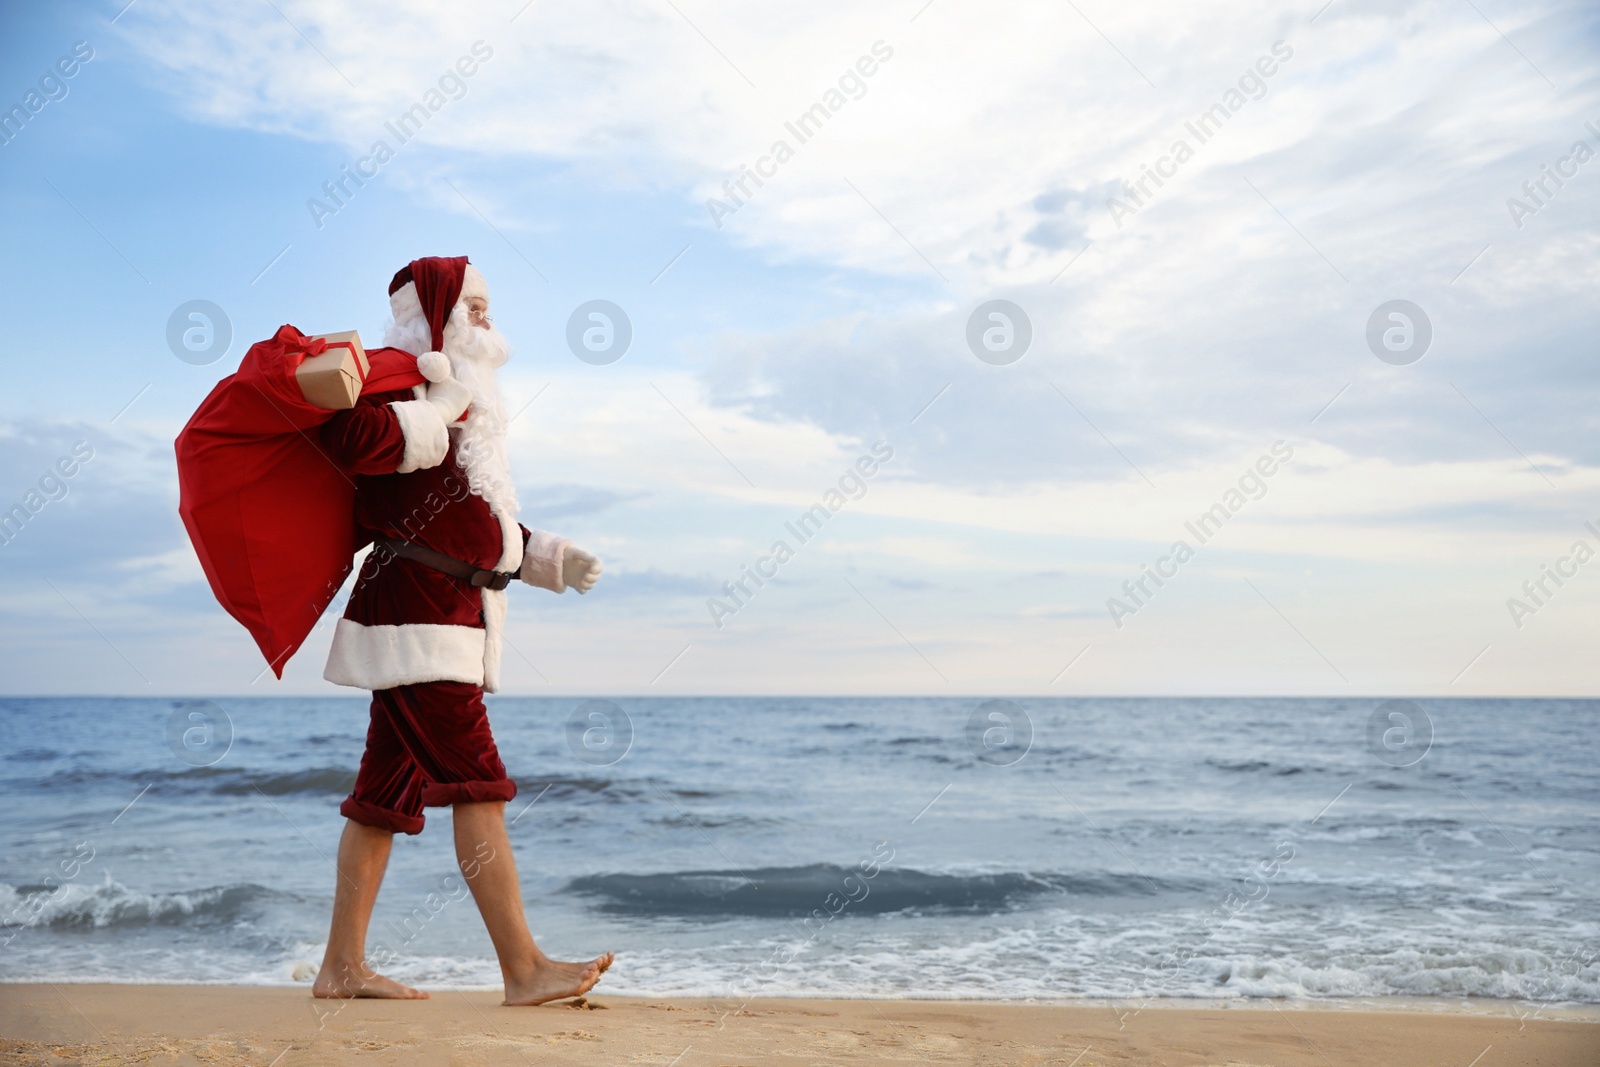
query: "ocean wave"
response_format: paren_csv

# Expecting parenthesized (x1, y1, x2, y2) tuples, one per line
(1200, 947, 1600, 1001)
(4, 894, 1595, 1004)
(1203, 758, 1317, 777)
(3, 766, 733, 802)
(564, 865, 1195, 917)
(0, 877, 286, 930)
(580, 921, 1600, 1003)
(7, 765, 358, 797)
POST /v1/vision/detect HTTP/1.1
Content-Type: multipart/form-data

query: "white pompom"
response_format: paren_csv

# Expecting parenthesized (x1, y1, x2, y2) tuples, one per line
(417, 351, 451, 383)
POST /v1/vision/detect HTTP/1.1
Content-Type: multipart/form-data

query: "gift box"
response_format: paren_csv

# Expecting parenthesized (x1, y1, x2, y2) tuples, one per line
(295, 330, 370, 410)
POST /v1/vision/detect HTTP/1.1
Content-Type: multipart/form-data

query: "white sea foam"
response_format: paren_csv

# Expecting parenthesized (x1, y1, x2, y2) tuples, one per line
(0, 875, 273, 931)
(6, 881, 1597, 1002)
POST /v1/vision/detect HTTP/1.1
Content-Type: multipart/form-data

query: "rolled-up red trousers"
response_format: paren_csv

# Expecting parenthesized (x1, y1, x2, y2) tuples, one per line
(339, 680, 518, 835)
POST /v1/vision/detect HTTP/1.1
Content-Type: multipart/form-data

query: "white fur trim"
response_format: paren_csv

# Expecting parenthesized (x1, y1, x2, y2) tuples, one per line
(460, 263, 488, 302)
(521, 529, 572, 593)
(323, 619, 485, 689)
(493, 506, 522, 573)
(417, 350, 450, 383)
(477, 498, 523, 692)
(389, 280, 423, 326)
(480, 586, 507, 693)
(389, 398, 449, 473)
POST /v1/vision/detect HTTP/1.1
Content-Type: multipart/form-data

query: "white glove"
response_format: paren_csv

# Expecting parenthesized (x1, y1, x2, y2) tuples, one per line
(426, 378, 471, 423)
(563, 546, 603, 594)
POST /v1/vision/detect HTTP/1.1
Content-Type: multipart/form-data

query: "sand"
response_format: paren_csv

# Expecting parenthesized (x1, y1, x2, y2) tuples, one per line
(1, 984, 1595, 1066)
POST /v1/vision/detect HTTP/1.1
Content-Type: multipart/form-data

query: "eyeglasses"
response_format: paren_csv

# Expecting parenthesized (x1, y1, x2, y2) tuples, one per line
(467, 305, 493, 326)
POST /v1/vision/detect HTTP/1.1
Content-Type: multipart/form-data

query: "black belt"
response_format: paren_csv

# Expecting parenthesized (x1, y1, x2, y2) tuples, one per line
(378, 538, 519, 591)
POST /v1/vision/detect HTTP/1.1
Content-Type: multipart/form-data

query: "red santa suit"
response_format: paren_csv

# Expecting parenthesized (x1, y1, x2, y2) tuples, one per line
(319, 256, 572, 835)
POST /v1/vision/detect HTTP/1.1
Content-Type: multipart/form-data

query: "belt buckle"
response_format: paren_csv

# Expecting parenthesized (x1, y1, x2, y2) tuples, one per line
(472, 570, 512, 591)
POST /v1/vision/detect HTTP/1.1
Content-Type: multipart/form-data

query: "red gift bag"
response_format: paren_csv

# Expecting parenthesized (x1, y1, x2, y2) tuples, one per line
(175, 324, 425, 676)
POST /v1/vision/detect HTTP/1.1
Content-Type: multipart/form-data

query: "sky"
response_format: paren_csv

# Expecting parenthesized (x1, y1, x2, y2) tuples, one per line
(0, 0, 1596, 696)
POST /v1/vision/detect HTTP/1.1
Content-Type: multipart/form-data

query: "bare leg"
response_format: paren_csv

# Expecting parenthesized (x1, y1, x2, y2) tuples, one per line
(313, 819, 428, 999)
(452, 800, 613, 1005)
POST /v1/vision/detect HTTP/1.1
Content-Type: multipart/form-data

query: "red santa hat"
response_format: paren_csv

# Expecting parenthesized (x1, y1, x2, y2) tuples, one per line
(387, 255, 490, 355)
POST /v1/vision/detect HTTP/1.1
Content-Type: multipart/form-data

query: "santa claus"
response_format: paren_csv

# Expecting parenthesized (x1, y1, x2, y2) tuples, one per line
(311, 255, 613, 1005)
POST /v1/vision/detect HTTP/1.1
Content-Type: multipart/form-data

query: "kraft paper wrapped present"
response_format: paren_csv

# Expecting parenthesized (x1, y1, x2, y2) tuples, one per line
(295, 330, 369, 410)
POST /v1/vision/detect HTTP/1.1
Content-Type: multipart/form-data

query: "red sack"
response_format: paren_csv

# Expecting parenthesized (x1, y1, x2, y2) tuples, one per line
(175, 325, 425, 676)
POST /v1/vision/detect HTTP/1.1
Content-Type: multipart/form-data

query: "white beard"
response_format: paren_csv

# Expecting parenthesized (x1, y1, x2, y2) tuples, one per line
(383, 307, 518, 520)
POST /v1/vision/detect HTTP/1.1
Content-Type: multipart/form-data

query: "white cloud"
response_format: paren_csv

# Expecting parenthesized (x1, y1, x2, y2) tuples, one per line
(118, 3, 1593, 272)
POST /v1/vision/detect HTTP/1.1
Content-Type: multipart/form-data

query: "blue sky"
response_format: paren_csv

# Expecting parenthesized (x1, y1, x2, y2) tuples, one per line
(1, 0, 1596, 695)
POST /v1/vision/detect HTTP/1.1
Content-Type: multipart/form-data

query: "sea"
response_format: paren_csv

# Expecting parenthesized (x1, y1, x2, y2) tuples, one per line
(1, 696, 1596, 1004)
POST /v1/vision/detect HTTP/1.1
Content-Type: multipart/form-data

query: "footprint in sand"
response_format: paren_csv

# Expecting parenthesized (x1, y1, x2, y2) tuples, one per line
(548, 1029, 600, 1043)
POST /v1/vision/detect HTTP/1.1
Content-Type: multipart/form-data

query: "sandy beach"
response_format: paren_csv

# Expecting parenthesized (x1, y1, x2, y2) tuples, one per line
(1, 985, 1594, 1067)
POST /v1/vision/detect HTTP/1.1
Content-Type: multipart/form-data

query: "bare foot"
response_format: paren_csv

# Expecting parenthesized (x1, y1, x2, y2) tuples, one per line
(503, 952, 615, 1006)
(312, 961, 429, 1000)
